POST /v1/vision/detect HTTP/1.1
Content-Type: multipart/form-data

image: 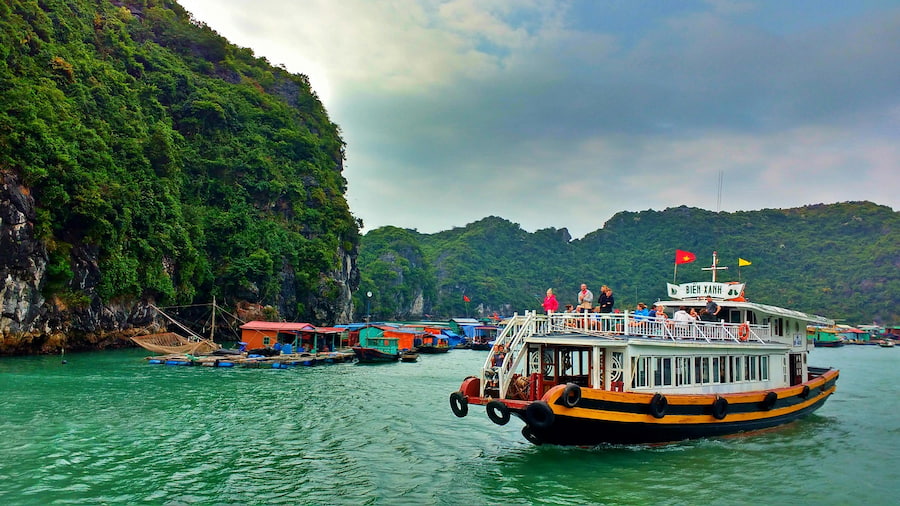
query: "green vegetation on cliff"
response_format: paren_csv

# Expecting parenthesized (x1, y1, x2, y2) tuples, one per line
(357, 203, 899, 326)
(1, 0, 358, 322)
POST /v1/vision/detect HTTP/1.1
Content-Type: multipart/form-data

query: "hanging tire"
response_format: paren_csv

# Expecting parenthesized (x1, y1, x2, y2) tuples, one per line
(449, 391, 468, 418)
(525, 401, 556, 429)
(649, 393, 668, 419)
(522, 425, 542, 445)
(800, 385, 810, 399)
(712, 396, 728, 420)
(761, 391, 778, 410)
(486, 400, 511, 426)
(562, 383, 582, 408)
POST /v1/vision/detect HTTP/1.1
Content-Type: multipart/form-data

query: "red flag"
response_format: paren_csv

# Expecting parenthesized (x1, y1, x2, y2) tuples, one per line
(675, 249, 696, 265)
(463, 295, 470, 302)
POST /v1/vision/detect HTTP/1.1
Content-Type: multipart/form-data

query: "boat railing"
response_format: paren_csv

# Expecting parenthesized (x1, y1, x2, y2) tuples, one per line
(540, 311, 770, 343)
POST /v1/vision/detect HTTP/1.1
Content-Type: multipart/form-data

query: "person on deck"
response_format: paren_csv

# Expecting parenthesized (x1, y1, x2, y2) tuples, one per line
(542, 288, 559, 314)
(577, 284, 594, 313)
(705, 296, 721, 321)
(598, 286, 615, 313)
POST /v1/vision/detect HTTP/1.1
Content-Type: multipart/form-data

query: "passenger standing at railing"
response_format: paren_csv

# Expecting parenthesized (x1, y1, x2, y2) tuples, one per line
(689, 308, 700, 321)
(542, 288, 559, 314)
(577, 283, 594, 313)
(674, 306, 691, 336)
(598, 286, 615, 313)
(705, 296, 722, 320)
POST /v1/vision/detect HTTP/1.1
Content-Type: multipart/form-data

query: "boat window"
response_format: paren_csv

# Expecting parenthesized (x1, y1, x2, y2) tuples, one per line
(634, 357, 649, 387)
(726, 309, 741, 324)
(711, 357, 721, 384)
(653, 357, 673, 387)
(749, 356, 758, 380)
(761, 356, 769, 380)
(700, 357, 710, 383)
(675, 357, 692, 386)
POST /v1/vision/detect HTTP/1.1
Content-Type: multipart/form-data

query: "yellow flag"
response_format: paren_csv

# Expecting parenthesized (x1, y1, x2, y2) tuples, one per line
(738, 258, 752, 267)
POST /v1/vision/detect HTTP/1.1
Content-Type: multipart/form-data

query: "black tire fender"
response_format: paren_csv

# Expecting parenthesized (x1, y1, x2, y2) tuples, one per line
(521, 425, 542, 445)
(562, 383, 582, 408)
(525, 401, 556, 429)
(712, 396, 728, 420)
(486, 400, 511, 426)
(649, 393, 668, 419)
(800, 385, 810, 399)
(761, 391, 778, 410)
(449, 391, 468, 418)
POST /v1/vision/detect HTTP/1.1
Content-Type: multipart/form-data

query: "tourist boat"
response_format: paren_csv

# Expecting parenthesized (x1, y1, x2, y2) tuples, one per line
(449, 255, 839, 446)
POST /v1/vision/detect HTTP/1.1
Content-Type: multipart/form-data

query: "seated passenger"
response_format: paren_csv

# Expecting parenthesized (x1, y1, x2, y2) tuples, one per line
(631, 303, 650, 330)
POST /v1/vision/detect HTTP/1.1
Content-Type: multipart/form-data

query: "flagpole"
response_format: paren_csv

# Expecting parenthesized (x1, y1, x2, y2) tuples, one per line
(674, 263, 678, 284)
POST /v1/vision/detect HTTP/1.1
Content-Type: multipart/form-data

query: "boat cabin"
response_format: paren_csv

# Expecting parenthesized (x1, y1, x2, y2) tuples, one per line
(239, 321, 316, 350)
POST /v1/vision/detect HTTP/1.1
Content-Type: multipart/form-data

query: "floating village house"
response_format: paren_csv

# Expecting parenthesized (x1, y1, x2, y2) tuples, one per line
(239, 321, 349, 351)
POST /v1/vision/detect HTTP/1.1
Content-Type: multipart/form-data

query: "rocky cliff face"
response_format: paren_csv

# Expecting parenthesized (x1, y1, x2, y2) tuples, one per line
(0, 172, 161, 354)
(0, 171, 47, 351)
(0, 171, 359, 355)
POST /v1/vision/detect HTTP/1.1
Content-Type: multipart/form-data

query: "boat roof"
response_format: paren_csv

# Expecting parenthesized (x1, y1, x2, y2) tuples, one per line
(656, 299, 833, 326)
(239, 321, 316, 331)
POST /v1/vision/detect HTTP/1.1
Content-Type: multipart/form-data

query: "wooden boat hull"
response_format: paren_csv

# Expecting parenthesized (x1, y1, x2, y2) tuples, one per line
(453, 368, 838, 446)
(416, 346, 451, 354)
(352, 346, 399, 363)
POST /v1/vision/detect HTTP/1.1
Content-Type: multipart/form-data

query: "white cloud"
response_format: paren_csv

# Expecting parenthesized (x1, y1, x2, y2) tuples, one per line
(178, 0, 900, 238)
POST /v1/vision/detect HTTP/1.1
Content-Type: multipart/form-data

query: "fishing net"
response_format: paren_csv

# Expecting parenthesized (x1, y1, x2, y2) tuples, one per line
(131, 333, 220, 355)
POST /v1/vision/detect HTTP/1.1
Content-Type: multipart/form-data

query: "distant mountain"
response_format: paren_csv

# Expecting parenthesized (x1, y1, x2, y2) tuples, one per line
(0, 0, 358, 353)
(356, 202, 899, 326)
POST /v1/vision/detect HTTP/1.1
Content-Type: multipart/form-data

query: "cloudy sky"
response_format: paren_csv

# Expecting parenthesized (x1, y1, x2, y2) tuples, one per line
(178, 0, 900, 238)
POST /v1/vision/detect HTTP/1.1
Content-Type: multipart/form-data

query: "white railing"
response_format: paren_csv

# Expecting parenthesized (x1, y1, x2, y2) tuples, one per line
(545, 311, 769, 343)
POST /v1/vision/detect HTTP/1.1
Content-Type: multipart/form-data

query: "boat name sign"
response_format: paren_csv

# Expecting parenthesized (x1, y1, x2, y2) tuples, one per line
(667, 282, 745, 300)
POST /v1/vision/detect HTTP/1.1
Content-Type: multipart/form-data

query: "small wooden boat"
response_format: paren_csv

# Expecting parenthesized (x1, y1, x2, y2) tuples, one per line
(352, 346, 400, 363)
(879, 340, 895, 348)
(400, 350, 419, 362)
(449, 253, 840, 446)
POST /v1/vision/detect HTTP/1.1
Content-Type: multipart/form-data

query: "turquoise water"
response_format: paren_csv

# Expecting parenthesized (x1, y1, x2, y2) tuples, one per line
(0, 346, 897, 505)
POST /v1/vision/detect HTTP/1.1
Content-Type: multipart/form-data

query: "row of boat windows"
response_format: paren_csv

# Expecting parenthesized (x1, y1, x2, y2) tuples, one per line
(632, 355, 770, 388)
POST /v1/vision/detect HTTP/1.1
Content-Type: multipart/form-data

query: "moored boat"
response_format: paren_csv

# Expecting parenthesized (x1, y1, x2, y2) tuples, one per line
(400, 350, 419, 362)
(449, 254, 839, 446)
(878, 340, 895, 348)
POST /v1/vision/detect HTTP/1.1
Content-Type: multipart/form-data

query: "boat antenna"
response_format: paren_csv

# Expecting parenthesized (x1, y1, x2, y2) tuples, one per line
(701, 251, 728, 282)
(716, 171, 724, 212)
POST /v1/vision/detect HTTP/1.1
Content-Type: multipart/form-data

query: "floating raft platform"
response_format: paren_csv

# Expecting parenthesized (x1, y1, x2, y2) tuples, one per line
(146, 350, 356, 368)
